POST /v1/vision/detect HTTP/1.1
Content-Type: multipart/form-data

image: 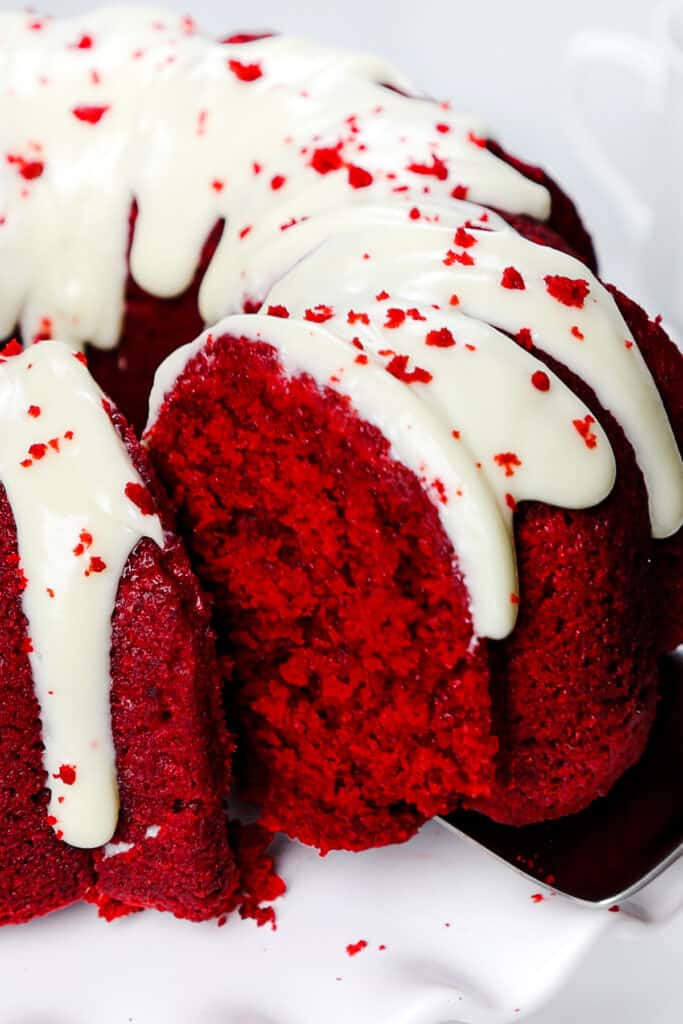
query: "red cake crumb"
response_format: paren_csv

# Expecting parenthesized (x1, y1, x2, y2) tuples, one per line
(425, 327, 456, 348)
(573, 414, 598, 449)
(531, 371, 550, 392)
(386, 354, 432, 383)
(493, 452, 522, 477)
(226, 822, 286, 928)
(227, 58, 263, 82)
(501, 266, 526, 290)
(347, 165, 373, 189)
(444, 249, 475, 267)
(407, 154, 448, 180)
(346, 939, 368, 956)
(454, 227, 476, 248)
(124, 481, 156, 516)
(311, 145, 344, 175)
(72, 105, 110, 125)
(544, 274, 590, 308)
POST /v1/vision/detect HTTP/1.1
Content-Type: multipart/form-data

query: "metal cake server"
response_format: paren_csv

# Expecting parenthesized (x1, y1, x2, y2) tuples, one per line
(441, 652, 683, 906)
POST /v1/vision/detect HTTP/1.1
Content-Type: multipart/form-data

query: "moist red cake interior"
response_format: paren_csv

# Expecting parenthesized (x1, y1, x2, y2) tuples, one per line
(148, 336, 497, 851)
(146, 292, 677, 848)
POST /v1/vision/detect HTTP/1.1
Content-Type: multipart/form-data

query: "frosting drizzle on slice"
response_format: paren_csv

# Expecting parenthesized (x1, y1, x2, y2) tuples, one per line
(0, 342, 163, 847)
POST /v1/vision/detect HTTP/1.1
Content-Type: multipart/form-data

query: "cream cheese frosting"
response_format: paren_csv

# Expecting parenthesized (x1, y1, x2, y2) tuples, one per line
(0, 5, 548, 349)
(0, 341, 163, 848)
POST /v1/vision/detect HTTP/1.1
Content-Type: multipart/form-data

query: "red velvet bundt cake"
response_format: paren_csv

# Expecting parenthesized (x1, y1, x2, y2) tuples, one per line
(0, 339, 239, 923)
(0, 9, 681, 859)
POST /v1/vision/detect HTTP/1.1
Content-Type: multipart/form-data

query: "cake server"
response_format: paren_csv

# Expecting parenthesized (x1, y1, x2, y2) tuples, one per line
(441, 652, 683, 905)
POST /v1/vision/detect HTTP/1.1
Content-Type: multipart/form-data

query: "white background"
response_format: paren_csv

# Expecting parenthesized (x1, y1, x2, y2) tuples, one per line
(1, 0, 681, 1020)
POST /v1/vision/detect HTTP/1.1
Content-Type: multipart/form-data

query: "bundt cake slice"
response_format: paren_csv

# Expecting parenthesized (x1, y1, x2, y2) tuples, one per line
(2, 9, 682, 857)
(0, 340, 238, 924)
(145, 209, 683, 853)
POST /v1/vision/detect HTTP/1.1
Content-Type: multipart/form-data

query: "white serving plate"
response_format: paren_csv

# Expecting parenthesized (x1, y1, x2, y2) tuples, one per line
(1, 818, 681, 1024)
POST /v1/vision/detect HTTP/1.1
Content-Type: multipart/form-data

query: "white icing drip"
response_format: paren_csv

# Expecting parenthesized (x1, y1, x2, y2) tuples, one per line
(145, 824, 160, 839)
(259, 218, 683, 540)
(0, 342, 163, 848)
(0, 6, 548, 349)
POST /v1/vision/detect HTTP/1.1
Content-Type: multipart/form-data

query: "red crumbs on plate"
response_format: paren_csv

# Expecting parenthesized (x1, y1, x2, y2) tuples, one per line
(544, 275, 590, 308)
(270, 174, 286, 191)
(27, 405, 41, 418)
(530, 893, 544, 903)
(451, 184, 469, 200)
(227, 59, 263, 82)
(571, 325, 585, 340)
(501, 266, 526, 290)
(225, 822, 286, 930)
(346, 939, 368, 957)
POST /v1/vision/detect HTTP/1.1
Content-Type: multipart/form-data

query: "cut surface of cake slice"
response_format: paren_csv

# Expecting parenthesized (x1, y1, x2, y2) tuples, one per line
(144, 212, 683, 852)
